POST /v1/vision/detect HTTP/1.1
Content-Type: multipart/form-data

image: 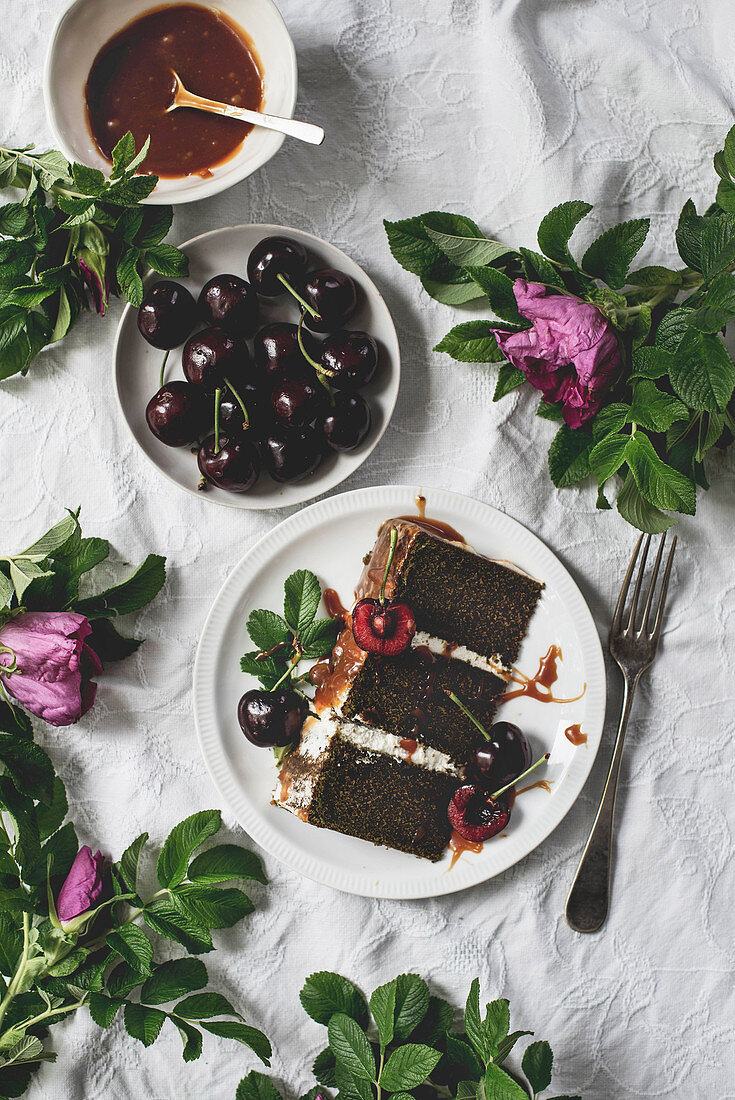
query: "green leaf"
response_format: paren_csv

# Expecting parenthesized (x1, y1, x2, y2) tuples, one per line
(655, 307, 693, 353)
(669, 328, 735, 411)
(236, 1071, 283, 1100)
(628, 380, 688, 432)
(536, 400, 563, 421)
(27, 820, 77, 886)
(465, 979, 488, 1064)
(379, 1044, 442, 1091)
(8, 558, 53, 603)
(283, 570, 322, 635)
(171, 883, 254, 928)
(53, 535, 109, 605)
(87, 619, 141, 663)
(697, 411, 725, 459)
(716, 178, 735, 213)
(327, 1013, 376, 1081)
(136, 207, 174, 248)
(589, 433, 630, 485)
(519, 247, 565, 288)
(465, 265, 522, 324)
(200, 1020, 271, 1065)
(111, 132, 136, 174)
(50, 287, 72, 344)
(420, 276, 483, 304)
(107, 959, 144, 998)
(700, 213, 735, 274)
(0, 736, 54, 804)
(88, 992, 124, 1029)
(0, 914, 22, 976)
(173, 991, 240, 1019)
(424, 226, 512, 267)
(143, 900, 213, 955)
(0, 203, 34, 237)
(616, 472, 676, 532)
(393, 973, 430, 1041)
(537, 201, 592, 266)
(116, 248, 144, 307)
(300, 971, 368, 1026)
(676, 199, 704, 270)
(0, 701, 31, 739)
(123, 1002, 166, 1047)
(0, 570, 13, 609)
(157, 809, 221, 889)
(140, 958, 208, 1005)
(483, 999, 510, 1051)
(20, 513, 78, 558)
(628, 346, 673, 381)
(384, 212, 479, 281)
(582, 218, 649, 289)
(522, 1040, 553, 1096)
(71, 163, 106, 196)
(445, 1034, 484, 1077)
(106, 924, 153, 975)
(547, 424, 593, 488)
(627, 432, 696, 514)
(300, 617, 340, 659)
(75, 553, 166, 619)
(627, 266, 682, 288)
(246, 609, 292, 652)
(494, 1030, 534, 1066)
(686, 271, 735, 332)
(188, 844, 266, 886)
(484, 1062, 529, 1100)
(239, 650, 291, 690)
(145, 244, 189, 279)
(104, 175, 158, 207)
(313, 1047, 337, 1087)
(723, 126, 735, 177)
(434, 321, 506, 363)
(493, 364, 525, 401)
(369, 978, 396, 1051)
(172, 1016, 203, 1062)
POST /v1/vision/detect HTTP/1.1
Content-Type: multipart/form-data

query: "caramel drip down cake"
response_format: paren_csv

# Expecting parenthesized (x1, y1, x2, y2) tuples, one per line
(273, 520, 544, 860)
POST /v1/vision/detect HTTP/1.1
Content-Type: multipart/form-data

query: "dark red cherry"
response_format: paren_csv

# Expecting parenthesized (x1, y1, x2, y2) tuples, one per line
(352, 597, 416, 657)
(182, 328, 243, 391)
(247, 236, 309, 297)
(271, 369, 329, 426)
(448, 784, 510, 842)
(468, 721, 532, 791)
(238, 688, 307, 747)
(321, 391, 372, 451)
(146, 381, 204, 447)
(197, 433, 260, 492)
(203, 383, 262, 437)
(261, 423, 324, 482)
(301, 268, 358, 332)
(198, 274, 259, 337)
(320, 331, 378, 389)
(137, 280, 196, 349)
(253, 322, 318, 376)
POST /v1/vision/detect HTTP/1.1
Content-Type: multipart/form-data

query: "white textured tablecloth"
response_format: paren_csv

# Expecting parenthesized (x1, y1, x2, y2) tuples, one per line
(2, 1, 735, 1096)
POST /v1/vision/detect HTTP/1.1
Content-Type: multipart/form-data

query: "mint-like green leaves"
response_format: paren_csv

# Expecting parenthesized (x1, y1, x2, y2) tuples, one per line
(537, 201, 592, 266)
(157, 810, 222, 889)
(301, 971, 368, 1026)
(581, 218, 649, 289)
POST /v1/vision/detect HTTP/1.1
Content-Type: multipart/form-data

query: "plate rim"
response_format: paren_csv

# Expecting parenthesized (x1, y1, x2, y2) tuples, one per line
(193, 484, 607, 899)
(113, 222, 401, 509)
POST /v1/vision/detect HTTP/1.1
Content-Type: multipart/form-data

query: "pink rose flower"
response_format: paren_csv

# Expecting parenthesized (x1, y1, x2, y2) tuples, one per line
(493, 280, 621, 428)
(0, 611, 102, 726)
(56, 845, 105, 927)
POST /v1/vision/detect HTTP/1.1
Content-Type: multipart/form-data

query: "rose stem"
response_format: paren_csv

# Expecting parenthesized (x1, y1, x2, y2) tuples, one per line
(223, 376, 250, 430)
(276, 272, 320, 319)
(379, 527, 398, 607)
(491, 753, 550, 800)
(444, 689, 492, 741)
(213, 387, 221, 455)
(159, 350, 170, 389)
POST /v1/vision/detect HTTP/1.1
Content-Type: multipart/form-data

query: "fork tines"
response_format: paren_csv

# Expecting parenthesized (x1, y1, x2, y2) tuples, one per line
(611, 532, 677, 642)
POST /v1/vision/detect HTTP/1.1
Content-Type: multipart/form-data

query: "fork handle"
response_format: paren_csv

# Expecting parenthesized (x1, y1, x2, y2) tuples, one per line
(565, 675, 639, 933)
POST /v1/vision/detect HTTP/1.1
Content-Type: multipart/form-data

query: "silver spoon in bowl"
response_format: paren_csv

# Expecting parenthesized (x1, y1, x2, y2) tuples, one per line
(166, 71, 325, 146)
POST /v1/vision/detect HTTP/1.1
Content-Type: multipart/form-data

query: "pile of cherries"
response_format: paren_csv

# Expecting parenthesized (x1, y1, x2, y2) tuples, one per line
(138, 235, 380, 493)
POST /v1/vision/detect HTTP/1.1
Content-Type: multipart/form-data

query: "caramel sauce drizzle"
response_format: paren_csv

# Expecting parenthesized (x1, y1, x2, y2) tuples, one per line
(323, 588, 349, 621)
(502, 645, 585, 704)
(400, 737, 418, 760)
(448, 829, 483, 870)
(564, 723, 587, 746)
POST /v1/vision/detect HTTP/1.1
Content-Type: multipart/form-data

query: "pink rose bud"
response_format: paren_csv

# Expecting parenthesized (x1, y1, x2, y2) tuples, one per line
(0, 611, 102, 726)
(493, 280, 622, 428)
(56, 846, 105, 927)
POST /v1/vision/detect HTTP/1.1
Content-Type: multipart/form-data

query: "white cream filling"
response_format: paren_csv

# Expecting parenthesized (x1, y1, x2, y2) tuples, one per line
(410, 631, 511, 679)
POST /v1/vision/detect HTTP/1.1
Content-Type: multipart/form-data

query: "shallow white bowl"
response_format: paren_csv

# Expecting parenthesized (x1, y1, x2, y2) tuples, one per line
(43, 0, 297, 204)
(114, 223, 401, 509)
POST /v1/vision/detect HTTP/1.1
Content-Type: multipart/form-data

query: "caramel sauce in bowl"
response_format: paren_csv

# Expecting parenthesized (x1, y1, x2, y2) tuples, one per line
(44, 0, 297, 204)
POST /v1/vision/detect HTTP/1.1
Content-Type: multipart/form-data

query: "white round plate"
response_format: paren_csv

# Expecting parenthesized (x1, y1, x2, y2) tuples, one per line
(114, 224, 400, 509)
(44, 0, 297, 205)
(193, 485, 606, 898)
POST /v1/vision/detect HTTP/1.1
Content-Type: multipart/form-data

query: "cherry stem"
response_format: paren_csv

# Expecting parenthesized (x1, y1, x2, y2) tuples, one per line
(270, 649, 301, 692)
(297, 312, 336, 399)
(158, 350, 170, 389)
(444, 690, 491, 741)
(491, 753, 550, 801)
(277, 272, 319, 319)
(213, 387, 221, 455)
(223, 376, 249, 430)
(379, 527, 398, 607)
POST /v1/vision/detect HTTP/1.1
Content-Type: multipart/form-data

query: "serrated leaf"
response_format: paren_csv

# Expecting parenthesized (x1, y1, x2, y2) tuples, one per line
(627, 266, 682, 288)
(483, 999, 510, 1050)
(239, 650, 291, 690)
(0, 736, 54, 804)
(123, 1002, 166, 1047)
(493, 364, 525, 401)
(20, 513, 78, 558)
(420, 276, 483, 304)
(484, 1062, 529, 1100)
(236, 1070, 283, 1100)
(537, 201, 592, 266)
(172, 1016, 203, 1062)
(655, 307, 693, 353)
(445, 1034, 484, 1077)
(140, 957, 208, 1005)
(589, 433, 630, 485)
(715, 178, 735, 213)
(88, 992, 124, 1029)
(171, 883, 254, 928)
(246, 609, 292, 652)
(370, 979, 396, 1051)
(117, 831, 148, 894)
(136, 206, 174, 248)
(536, 399, 563, 421)
(106, 924, 153, 974)
(384, 212, 479, 282)
(547, 424, 593, 487)
(86, 619, 141, 663)
(327, 1013, 375, 1081)
(71, 163, 106, 196)
(581, 218, 649, 289)
(111, 132, 136, 174)
(675, 200, 703, 270)
(522, 1040, 553, 1095)
(145, 244, 189, 279)
(628, 380, 688, 432)
(434, 321, 506, 363)
(200, 1020, 271, 1064)
(143, 900, 213, 955)
(700, 213, 735, 275)
(300, 971, 368, 1026)
(107, 959, 144, 998)
(464, 979, 488, 1064)
(379, 1044, 441, 1091)
(393, 973, 430, 1041)
(300, 617, 339, 658)
(116, 248, 144, 307)
(627, 432, 696, 514)
(519, 247, 565, 288)
(157, 809, 221, 889)
(466, 265, 523, 324)
(669, 328, 735, 411)
(424, 226, 512, 267)
(75, 553, 165, 619)
(313, 1046, 337, 1087)
(495, 1030, 533, 1066)
(173, 991, 240, 1019)
(188, 844, 266, 886)
(628, 347, 672, 381)
(283, 570, 321, 635)
(686, 271, 735, 332)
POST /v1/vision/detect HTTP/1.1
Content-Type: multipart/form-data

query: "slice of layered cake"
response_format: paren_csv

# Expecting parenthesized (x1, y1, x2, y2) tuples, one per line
(273, 518, 544, 861)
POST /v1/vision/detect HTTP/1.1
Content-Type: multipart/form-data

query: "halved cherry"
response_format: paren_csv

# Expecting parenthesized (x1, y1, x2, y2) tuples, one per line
(351, 528, 416, 657)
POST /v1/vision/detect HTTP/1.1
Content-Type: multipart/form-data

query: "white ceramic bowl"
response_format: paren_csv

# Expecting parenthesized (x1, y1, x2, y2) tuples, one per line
(43, 0, 297, 204)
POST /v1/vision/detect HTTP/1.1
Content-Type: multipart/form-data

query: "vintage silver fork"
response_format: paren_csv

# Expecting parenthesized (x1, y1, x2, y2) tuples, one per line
(565, 532, 677, 933)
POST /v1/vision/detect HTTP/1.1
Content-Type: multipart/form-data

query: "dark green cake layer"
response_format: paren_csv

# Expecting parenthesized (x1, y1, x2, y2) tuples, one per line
(393, 532, 543, 667)
(341, 646, 505, 764)
(309, 737, 457, 861)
